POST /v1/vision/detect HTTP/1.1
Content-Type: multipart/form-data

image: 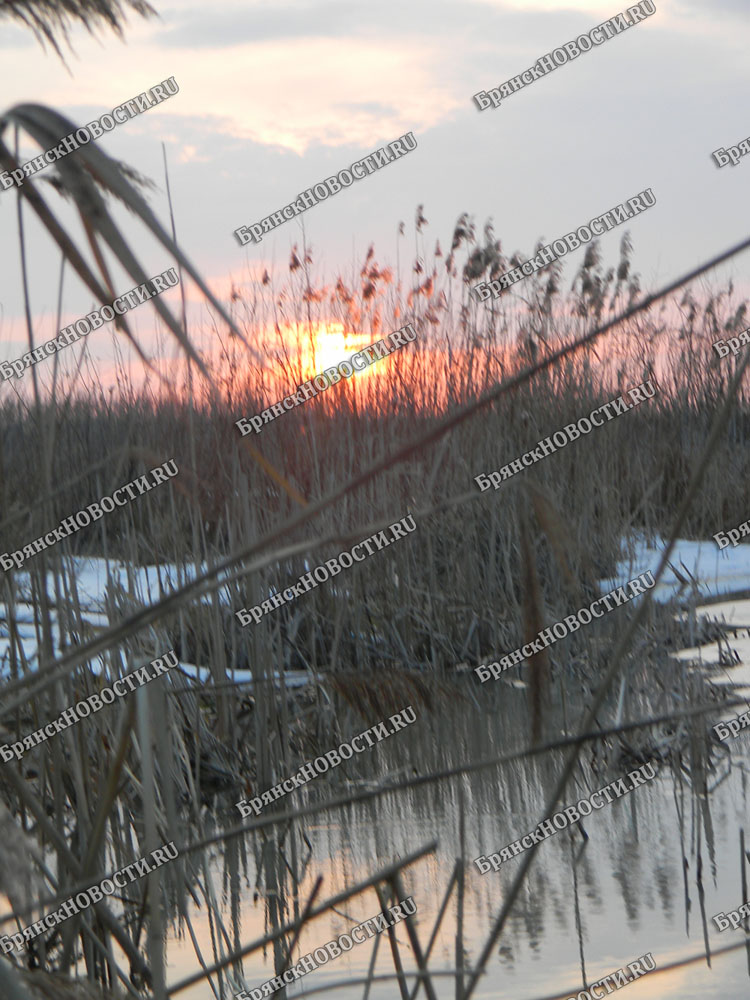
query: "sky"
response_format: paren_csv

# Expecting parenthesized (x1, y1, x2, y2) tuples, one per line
(0, 0, 749, 381)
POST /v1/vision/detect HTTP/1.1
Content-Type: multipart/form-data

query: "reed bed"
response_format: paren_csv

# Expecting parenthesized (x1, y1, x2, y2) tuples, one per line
(2, 3, 750, 980)
(0, 213, 749, 998)
(2, 227, 750, 679)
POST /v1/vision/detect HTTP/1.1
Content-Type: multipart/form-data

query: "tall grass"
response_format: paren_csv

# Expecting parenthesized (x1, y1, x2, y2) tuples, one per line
(1, 216, 749, 996)
(2, 0, 749, 995)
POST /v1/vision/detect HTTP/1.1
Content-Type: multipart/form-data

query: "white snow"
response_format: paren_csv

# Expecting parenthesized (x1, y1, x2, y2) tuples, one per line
(599, 536, 750, 691)
(600, 536, 750, 690)
(0, 556, 313, 688)
(599, 534, 750, 604)
(7, 535, 750, 688)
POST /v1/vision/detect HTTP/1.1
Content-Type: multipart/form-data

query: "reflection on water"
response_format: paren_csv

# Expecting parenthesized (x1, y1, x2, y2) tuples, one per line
(165, 687, 750, 999)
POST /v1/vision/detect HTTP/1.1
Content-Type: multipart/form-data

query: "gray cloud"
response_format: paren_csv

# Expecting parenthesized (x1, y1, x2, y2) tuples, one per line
(674, 0, 750, 14)
(152, 0, 590, 49)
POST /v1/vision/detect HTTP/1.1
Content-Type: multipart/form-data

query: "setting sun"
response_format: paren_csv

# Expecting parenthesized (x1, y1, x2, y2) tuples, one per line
(285, 321, 382, 385)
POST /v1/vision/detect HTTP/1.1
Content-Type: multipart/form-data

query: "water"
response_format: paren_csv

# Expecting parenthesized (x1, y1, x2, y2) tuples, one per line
(164, 687, 750, 999)
(5, 547, 748, 996)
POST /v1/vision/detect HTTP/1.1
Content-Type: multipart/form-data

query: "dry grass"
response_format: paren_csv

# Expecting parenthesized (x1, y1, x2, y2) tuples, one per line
(1, 6, 749, 982)
(0, 0, 155, 58)
(0, 217, 748, 996)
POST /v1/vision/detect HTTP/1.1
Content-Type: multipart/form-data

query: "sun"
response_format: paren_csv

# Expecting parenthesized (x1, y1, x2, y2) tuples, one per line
(296, 321, 377, 383)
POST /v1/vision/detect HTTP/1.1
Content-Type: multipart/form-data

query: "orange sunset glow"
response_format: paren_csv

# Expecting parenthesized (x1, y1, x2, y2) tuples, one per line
(3, 1, 750, 999)
(294, 322, 376, 381)
(243, 318, 407, 403)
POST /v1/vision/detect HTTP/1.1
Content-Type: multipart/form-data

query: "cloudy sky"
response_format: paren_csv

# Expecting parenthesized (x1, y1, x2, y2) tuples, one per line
(0, 0, 748, 376)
